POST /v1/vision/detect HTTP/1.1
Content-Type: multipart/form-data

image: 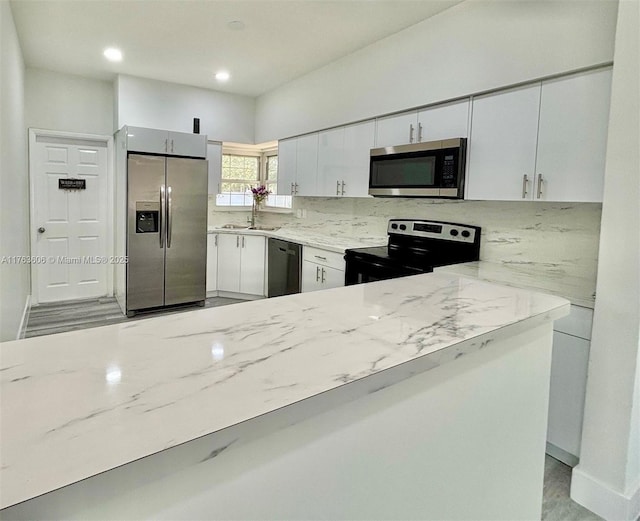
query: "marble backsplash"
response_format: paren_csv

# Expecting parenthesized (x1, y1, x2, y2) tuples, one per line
(209, 196, 602, 291)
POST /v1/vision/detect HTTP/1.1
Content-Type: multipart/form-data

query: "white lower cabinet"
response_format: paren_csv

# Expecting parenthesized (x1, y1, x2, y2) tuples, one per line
(206, 234, 218, 293)
(217, 234, 266, 296)
(302, 246, 345, 292)
(546, 305, 593, 466)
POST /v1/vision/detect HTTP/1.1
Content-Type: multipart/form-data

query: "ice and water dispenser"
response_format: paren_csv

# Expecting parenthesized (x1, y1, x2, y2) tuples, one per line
(135, 201, 159, 233)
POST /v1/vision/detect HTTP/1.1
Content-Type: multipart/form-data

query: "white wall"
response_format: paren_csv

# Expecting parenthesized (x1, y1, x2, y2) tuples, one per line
(255, 0, 618, 142)
(25, 68, 114, 136)
(0, 1, 30, 341)
(571, 1, 640, 519)
(116, 75, 255, 143)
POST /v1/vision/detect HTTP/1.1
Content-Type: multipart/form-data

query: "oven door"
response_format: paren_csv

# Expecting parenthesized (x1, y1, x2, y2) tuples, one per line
(344, 252, 429, 286)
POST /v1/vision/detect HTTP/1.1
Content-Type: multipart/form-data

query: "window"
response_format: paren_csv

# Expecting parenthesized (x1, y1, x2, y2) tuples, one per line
(265, 154, 278, 192)
(216, 147, 291, 209)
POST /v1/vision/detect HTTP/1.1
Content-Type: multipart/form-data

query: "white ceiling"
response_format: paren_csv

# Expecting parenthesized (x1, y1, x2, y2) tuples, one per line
(10, 0, 463, 97)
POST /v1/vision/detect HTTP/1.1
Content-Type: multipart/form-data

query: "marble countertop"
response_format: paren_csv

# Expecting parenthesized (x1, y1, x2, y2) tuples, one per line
(435, 261, 595, 309)
(207, 225, 386, 253)
(0, 273, 569, 509)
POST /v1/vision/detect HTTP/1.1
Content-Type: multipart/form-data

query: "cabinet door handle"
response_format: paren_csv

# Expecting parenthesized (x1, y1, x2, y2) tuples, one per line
(291, 182, 294, 195)
(242, 236, 245, 248)
(294, 183, 299, 194)
(537, 174, 543, 199)
(314, 255, 327, 261)
(522, 174, 529, 199)
(164, 138, 168, 152)
(214, 235, 218, 247)
(417, 123, 423, 143)
(236, 235, 239, 248)
(341, 180, 346, 195)
(321, 268, 326, 283)
(316, 266, 320, 282)
(336, 180, 340, 195)
(170, 139, 174, 153)
(409, 124, 414, 143)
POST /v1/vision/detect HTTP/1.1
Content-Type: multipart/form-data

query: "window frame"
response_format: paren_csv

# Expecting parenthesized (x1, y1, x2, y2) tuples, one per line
(220, 149, 261, 195)
(216, 144, 291, 211)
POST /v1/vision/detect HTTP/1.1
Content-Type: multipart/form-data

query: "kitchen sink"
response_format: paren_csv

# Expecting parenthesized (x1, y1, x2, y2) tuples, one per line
(220, 223, 248, 229)
(248, 226, 280, 231)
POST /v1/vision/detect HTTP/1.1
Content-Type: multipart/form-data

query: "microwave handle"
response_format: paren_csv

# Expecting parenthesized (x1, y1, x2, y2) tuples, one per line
(409, 124, 414, 144)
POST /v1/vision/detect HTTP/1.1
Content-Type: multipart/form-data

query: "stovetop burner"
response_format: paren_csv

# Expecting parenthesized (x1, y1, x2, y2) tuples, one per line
(344, 219, 481, 286)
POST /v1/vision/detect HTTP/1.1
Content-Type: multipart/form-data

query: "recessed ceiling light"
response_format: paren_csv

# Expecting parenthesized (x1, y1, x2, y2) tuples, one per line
(227, 20, 245, 31)
(103, 47, 123, 62)
(215, 71, 230, 82)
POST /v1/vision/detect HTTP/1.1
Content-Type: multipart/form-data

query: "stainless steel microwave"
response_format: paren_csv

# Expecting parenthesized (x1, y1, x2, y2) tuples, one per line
(369, 138, 467, 198)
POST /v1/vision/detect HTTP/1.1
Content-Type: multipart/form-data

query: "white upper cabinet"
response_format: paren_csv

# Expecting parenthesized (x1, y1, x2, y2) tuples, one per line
(466, 67, 612, 202)
(276, 134, 317, 196)
(375, 110, 418, 147)
(277, 138, 297, 195)
(317, 120, 375, 197)
(295, 133, 319, 196)
(317, 127, 345, 196)
(125, 126, 206, 158)
(466, 84, 541, 201)
(168, 131, 207, 158)
(375, 101, 469, 148)
(126, 127, 167, 155)
(417, 99, 470, 141)
(342, 120, 375, 197)
(535, 68, 612, 202)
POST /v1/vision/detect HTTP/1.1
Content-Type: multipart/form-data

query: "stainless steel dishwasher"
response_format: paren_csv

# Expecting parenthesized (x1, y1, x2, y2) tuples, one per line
(267, 238, 301, 297)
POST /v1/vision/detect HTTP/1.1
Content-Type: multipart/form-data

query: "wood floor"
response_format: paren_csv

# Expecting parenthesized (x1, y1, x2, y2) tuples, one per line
(25, 296, 247, 338)
(23, 297, 602, 520)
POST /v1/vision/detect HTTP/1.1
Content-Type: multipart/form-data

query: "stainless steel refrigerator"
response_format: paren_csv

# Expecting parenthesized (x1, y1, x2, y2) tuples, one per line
(126, 154, 208, 316)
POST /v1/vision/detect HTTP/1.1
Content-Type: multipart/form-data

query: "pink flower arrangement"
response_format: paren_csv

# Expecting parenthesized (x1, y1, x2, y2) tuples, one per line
(251, 185, 271, 204)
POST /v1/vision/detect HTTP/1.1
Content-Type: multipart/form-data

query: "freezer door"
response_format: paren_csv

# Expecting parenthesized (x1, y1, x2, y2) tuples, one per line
(127, 154, 166, 311)
(164, 157, 208, 305)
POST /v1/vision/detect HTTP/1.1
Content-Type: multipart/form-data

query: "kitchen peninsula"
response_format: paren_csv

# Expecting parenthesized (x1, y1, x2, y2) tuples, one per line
(0, 273, 568, 520)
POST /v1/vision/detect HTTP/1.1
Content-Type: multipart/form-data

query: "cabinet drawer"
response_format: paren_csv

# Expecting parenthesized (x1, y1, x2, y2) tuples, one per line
(553, 305, 593, 340)
(303, 246, 345, 271)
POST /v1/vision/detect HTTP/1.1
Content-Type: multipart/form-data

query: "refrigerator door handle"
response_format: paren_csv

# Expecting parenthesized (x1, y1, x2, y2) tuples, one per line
(160, 185, 166, 248)
(167, 186, 173, 248)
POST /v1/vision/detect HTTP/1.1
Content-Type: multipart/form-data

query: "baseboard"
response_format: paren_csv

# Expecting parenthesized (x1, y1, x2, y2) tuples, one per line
(571, 464, 640, 521)
(216, 291, 264, 301)
(546, 442, 579, 467)
(17, 295, 31, 340)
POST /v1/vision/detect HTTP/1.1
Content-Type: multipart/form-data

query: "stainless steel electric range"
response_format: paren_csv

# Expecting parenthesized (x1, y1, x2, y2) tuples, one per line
(344, 219, 481, 286)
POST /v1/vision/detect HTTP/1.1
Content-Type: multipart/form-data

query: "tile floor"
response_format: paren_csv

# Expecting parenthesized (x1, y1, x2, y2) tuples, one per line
(542, 456, 603, 520)
(23, 297, 603, 520)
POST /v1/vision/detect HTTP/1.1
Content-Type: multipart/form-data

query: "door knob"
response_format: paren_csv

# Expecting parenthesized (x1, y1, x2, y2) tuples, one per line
(38, 227, 46, 234)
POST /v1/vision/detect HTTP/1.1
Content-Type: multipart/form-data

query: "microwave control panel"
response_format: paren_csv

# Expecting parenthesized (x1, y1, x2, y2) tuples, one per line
(441, 154, 457, 187)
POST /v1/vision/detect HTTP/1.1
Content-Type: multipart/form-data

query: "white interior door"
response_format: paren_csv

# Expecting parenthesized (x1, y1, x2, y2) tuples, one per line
(31, 134, 109, 303)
